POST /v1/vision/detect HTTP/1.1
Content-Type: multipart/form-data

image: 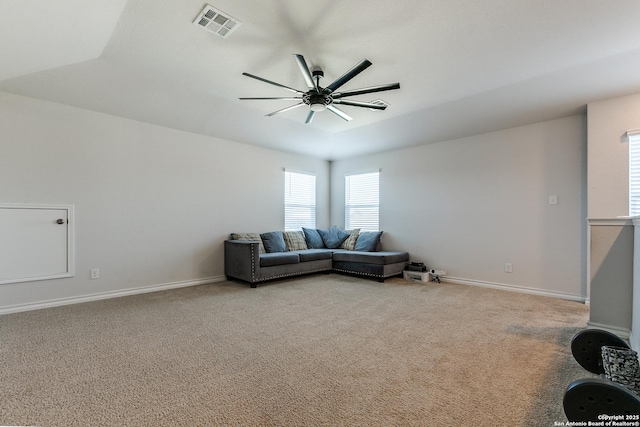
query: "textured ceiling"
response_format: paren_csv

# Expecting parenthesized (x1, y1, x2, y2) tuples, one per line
(3, 0, 640, 160)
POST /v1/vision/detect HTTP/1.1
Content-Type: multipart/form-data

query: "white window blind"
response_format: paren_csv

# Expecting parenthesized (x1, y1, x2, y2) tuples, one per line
(284, 170, 316, 231)
(629, 131, 640, 216)
(345, 171, 379, 231)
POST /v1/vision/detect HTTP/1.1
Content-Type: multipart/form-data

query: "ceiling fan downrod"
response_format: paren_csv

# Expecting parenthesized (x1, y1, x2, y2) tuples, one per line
(305, 68, 331, 112)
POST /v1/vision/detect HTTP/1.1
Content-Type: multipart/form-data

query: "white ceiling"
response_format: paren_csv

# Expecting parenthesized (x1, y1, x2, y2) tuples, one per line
(3, 0, 640, 160)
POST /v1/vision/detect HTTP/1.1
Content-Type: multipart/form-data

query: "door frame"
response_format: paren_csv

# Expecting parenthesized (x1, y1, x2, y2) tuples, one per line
(0, 203, 75, 284)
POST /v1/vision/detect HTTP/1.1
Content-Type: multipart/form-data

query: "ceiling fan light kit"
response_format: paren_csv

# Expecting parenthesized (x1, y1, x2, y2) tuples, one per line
(306, 93, 331, 112)
(310, 103, 327, 112)
(240, 54, 400, 124)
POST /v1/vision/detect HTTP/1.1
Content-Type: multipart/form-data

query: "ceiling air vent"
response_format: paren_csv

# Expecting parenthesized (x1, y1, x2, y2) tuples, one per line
(193, 4, 240, 39)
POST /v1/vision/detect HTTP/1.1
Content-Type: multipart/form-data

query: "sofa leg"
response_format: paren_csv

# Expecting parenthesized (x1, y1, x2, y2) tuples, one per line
(378, 278, 385, 283)
(250, 283, 257, 288)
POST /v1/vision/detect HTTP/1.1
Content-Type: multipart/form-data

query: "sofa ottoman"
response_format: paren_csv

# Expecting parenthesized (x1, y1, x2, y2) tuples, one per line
(331, 250, 410, 282)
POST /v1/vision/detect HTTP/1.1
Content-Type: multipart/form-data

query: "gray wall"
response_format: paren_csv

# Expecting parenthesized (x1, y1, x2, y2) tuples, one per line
(4, 86, 629, 324)
(588, 92, 640, 218)
(587, 92, 640, 347)
(0, 91, 330, 311)
(331, 115, 587, 300)
(587, 220, 634, 337)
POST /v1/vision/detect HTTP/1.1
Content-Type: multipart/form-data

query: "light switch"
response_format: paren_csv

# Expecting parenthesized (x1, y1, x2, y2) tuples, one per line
(549, 195, 558, 205)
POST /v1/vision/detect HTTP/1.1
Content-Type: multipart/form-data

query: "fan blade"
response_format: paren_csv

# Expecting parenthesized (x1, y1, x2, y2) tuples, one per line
(239, 97, 302, 100)
(305, 110, 315, 124)
(325, 59, 372, 92)
(327, 105, 353, 121)
(294, 54, 316, 90)
(242, 72, 304, 94)
(265, 102, 306, 117)
(332, 83, 400, 99)
(332, 99, 387, 110)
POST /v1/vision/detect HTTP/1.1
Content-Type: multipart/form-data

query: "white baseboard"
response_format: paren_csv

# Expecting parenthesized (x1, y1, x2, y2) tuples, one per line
(2, 273, 588, 316)
(586, 322, 631, 340)
(441, 276, 587, 303)
(629, 331, 639, 352)
(0, 275, 227, 316)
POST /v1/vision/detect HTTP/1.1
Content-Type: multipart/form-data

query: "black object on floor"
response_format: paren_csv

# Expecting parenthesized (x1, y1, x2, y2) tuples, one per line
(570, 328, 629, 374)
(563, 377, 640, 421)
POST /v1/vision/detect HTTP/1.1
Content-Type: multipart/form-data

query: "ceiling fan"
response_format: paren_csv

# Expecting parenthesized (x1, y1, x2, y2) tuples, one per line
(239, 54, 400, 124)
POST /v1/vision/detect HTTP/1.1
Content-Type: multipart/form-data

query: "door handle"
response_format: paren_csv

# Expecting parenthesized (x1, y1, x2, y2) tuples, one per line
(56, 219, 66, 225)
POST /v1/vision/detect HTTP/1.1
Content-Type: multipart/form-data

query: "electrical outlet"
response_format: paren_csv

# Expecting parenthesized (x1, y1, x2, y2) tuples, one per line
(90, 268, 100, 279)
(504, 263, 513, 273)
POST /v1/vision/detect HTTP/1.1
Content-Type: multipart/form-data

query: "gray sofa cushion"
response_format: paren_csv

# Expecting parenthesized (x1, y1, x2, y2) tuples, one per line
(354, 231, 383, 252)
(261, 231, 286, 253)
(317, 225, 349, 249)
(294, 249, 334, 262)
(260, 252, 300, 267)
(302, 227, 325, 249)
(332, 250, 409, 265)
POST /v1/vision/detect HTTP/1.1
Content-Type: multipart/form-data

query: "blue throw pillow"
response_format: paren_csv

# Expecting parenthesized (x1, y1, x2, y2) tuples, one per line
(317, 225, 350, 249)
(302, 227, 325, 249)
(260, 231, 287, 253)
(354, 231, 383, 252)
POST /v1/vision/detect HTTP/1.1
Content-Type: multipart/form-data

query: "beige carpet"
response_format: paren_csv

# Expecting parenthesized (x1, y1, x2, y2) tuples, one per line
(0, 274, 590, 426)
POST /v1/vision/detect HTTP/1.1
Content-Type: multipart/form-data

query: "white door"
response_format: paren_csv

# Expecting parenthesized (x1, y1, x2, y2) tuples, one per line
(0, 205, 74, 284)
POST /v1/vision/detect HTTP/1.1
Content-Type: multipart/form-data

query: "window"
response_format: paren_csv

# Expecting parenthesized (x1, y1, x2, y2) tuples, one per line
(345, 171, 379, 231)
(284, 170, 316, 231)
(630, 131, 640, 216)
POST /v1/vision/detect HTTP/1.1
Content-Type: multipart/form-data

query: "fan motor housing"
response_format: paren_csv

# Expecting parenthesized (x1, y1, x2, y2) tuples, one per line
(303, 92, 332, 108)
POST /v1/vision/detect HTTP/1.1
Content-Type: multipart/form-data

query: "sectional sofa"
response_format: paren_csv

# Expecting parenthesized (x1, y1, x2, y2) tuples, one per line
(224, 226, 410, 287)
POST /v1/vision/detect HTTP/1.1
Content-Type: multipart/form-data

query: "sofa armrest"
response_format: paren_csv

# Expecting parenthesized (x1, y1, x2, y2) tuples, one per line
(224, 240, 260, 283)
